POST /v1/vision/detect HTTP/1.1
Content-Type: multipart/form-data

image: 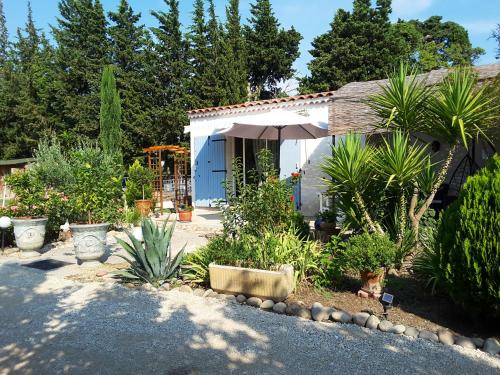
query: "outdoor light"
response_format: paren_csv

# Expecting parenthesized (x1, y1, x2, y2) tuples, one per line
(380, 292, 394, 320)
(0, 216, 12, 253)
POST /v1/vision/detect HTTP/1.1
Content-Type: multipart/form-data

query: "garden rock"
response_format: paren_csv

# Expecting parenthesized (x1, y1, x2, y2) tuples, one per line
(273, 302, 287, 314)
(224, 294, 237, 303)
(484, 338, 500, 355)
(472, 337, 484, 348)
(296, 308, 312, 320)
(202, 289, 213, 298)
(377, 320, 393, 332)
(331, 311, 352, 323)
(193, 288, 205, 297)
(365, 315, 380, 330)
(353, 312, 370, 327)
(160, 283, 171, 292)
(285, 302, 304, 316)
(247, 297, 263, 308)
(261, 300, 275, 310)
(311, 302, 333, 322)
(455, 336, 476, 350)
(404, 327, 419, 338)
(389, 324, 405, 335)
(236, 294, 247, 303)
(419, 330, 439, 343)
(438, 330, 455, 346)
(179, 285, 193, 294)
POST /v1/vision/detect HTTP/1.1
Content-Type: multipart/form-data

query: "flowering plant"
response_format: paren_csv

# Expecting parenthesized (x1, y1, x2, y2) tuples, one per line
(4, 170, 47, 218)
(291, 171, 301, 184)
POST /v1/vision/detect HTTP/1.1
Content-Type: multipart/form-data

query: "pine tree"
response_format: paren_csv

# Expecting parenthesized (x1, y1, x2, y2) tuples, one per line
(108, 0, 153, 161)
(0, 0, 8, 64)
(99, 65, 122, 165)
(223, 0, 247, 104)
(52, 0, 110, 143)
(244, 0, 302, 99)
(151, 0, 191, 144)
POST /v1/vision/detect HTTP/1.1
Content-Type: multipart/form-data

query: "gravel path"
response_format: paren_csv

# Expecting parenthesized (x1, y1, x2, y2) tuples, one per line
(0, 263, 499, 375)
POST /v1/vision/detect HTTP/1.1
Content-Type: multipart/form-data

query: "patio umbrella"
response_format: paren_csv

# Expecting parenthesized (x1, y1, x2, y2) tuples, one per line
(218, 110, 328, 169)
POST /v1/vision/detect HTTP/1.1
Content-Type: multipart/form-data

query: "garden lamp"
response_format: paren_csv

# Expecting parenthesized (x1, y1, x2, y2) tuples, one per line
(380, 292, 394, 320)
(0, 216, 12, 253)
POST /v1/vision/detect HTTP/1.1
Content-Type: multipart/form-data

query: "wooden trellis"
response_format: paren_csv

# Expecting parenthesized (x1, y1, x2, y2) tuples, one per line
(143, 145, 190, 212)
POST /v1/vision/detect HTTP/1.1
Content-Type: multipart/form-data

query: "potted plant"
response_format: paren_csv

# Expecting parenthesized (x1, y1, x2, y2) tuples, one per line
(335, 232, 396, 298)
(68, 145, 123, 266)
(125, 207, 143, 242)
(125, 160, 154, 217)
(4, 170, 48, 257)
(177, 203, 193, 222)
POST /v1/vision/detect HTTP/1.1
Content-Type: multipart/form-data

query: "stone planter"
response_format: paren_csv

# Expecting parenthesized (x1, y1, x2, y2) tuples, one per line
(360, 269, 385, 298)
(209, 263, 294, 302)
(177, 210, 192, 222)
(70, 223, 109, 266)
(11, 217, 48, 257)
(135, 199, 153, 217)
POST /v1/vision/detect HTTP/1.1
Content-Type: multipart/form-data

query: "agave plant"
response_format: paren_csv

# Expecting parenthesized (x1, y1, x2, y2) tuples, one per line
(114, 218, 185, 287)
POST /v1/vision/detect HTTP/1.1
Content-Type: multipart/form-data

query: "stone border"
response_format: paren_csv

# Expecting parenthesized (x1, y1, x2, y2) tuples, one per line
(154, 283, 500, 357)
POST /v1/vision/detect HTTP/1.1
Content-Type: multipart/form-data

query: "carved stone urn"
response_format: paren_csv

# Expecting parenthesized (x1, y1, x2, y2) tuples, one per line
(11, 217, 48, 257)
(70, 223, 109, 266)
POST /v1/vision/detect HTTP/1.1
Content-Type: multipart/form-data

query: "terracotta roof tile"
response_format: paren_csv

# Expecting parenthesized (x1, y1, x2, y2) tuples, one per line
(187, 91, 336, 115)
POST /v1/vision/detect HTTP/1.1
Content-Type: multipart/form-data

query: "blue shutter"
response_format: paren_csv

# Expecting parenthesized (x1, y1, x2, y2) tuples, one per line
(193, 134, 226, 207)
(280, 139, 301, 209)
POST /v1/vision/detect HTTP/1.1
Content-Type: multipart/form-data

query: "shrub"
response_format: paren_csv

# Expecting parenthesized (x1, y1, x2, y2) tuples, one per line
(31, 137, 74, 190)
(125, 160, 154, 207)
(334, 232, 396, 275)
(4, 169, 46, 218)
(436, 155, 500, 316)
(114, 218, 184, 287)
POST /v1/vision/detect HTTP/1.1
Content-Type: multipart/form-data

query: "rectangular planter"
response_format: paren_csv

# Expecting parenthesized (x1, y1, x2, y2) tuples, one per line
(208, 263, 294, 302)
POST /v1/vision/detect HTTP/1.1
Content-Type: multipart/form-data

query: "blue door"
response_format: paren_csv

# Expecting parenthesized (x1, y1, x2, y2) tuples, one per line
(194, 134, 226, 207)
(280, 139, 301, 209)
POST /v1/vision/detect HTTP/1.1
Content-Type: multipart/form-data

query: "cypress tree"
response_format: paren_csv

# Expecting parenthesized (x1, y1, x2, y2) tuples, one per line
(151, 0, 191, 144)
(244, 0, 302, 99)
(0, 0, 7, 64)
(99, 65, 122, 165)
(108, 0, 153, 162)
(223, 0, 247, 104)
(52, 0, 110, 143)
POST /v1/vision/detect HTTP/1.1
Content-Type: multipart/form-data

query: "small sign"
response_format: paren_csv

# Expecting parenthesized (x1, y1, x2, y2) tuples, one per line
(381, 292, 394, 305)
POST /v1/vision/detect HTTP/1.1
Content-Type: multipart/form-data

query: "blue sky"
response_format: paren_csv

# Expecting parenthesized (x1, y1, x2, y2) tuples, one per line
(3, 0, 499, 78)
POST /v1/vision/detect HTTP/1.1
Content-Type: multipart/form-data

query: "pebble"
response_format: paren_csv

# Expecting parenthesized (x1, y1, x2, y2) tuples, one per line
(389, 324, 406, 335)
(246, 297, 263, 308)
(202, 289, 213, 298)
(178, 285, 193, 294)
(261, 300, 275, 310)
(455, 336, 476, 350)
(419, 330, 439, 343)
(331, 311, 352, 323)
(311, 302, 333, 322)
(404, 326, 419, 338)
(353, 312, 370, 327)
(236, 294, 247, 303)
(378, 320, 393, 332)
(438, 330, 455, 346)
(273, 302, 287, 314)
(365, 315, 380, 330)
(193, 288, 205, 297)
(484, 338, 500, 355)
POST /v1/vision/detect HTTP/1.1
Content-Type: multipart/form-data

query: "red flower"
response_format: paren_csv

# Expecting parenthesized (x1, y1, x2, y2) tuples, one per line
(290, 195, 295, 202)
(291, 172, 301, 178)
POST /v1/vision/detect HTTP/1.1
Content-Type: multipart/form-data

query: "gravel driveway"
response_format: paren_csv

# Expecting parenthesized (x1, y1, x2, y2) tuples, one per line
(0, 263, 499, 375)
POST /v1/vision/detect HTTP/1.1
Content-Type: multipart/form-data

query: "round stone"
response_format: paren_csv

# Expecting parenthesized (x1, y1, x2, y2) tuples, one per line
(311, 302, 333, 322)
(236, 294, 247, 303)
(179, 285, 193, 294)
(286, 302, 303, 316)
(160, 283, 171, 291)
(484, 338, 500, 355)
(389, 324, 406, 334)
(419, 330, 439, 343)
(273, 302, 287, 314)
(193, 288, 205, 297)
(404, 326, 419, 338)
(224, 294, 237, 302)
(472, 337, 484, 348)
(365, 315, 380, 330)
(246, 297, 263, 307)
(202, 289, 213, 298)
(95, 270, 107, 277)
(378, 320, 393, 332)
(455, 336, 476, 350)
(438, 330, 455, 346)
(261, 300, 275, 310)
(331, 311, 352, 323)
(353, 312, 370, 327)
(296, 307, 312, 320)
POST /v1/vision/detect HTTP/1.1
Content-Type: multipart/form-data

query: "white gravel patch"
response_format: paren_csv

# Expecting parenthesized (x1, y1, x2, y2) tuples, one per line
(0, 263, 499, 375)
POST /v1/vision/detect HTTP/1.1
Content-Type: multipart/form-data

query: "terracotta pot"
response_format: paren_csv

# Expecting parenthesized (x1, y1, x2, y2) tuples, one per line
(360, 269, 385, 298)
(178, 210, 192, 222)
(135, 199, 153, 217)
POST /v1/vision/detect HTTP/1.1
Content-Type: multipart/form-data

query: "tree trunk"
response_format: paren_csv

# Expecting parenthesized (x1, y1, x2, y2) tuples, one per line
(354, 191, 384, 235)
(396, 190, 406, 247)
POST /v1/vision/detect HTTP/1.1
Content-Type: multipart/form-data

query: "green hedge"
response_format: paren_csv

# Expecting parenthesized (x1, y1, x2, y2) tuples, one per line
(437, 154, 500, 317)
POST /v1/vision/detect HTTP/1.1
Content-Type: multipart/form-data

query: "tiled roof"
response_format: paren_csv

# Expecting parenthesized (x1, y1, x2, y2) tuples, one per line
(187, 91, 335, 116)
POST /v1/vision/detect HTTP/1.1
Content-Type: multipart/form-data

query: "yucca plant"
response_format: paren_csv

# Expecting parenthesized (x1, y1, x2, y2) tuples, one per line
(114, 218, 185, 287)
